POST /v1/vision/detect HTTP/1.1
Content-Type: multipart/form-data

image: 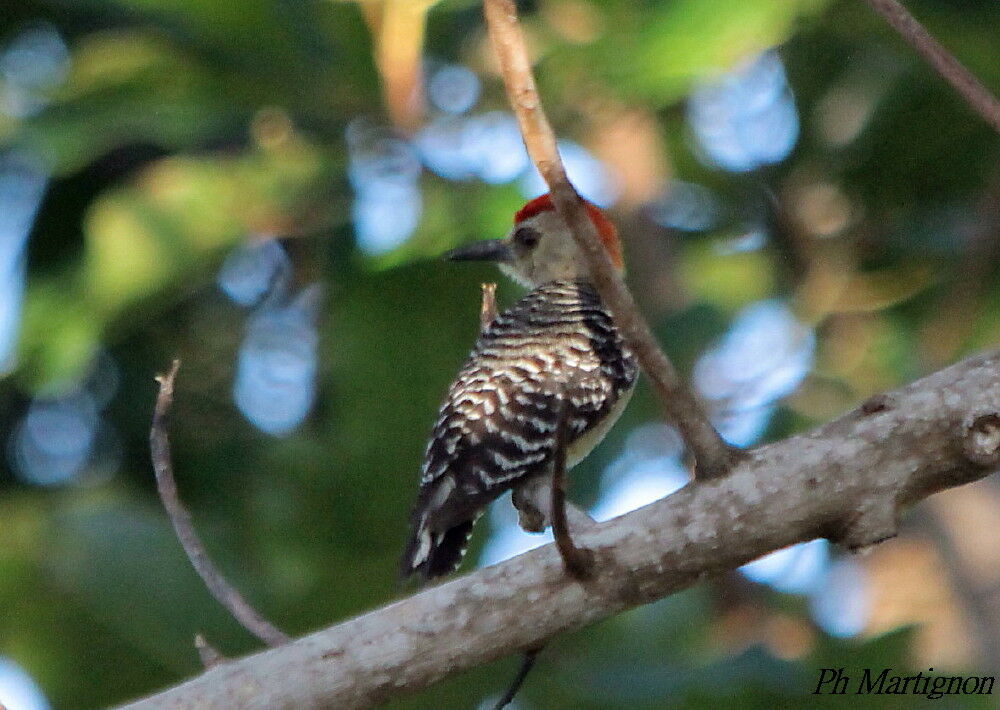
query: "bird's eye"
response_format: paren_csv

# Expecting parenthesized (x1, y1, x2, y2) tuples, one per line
(514, 226, 540, 249)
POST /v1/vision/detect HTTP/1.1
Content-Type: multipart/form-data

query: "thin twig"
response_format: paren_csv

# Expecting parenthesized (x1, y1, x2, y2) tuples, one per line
(491, 647, 542, 710)
(482, 0, 736, 478)
(862, 0, 1000, 134)
(480, 282, 499, 330)
(194, 634, 228, 669)
(151, 360, 291, 648)
(550, 401, 595, 579)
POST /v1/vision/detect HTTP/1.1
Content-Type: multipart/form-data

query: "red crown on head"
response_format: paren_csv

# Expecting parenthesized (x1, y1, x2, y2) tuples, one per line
(514, 194, 623, 269)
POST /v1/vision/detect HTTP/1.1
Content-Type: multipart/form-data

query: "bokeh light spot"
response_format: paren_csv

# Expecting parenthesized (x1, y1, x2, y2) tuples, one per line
(0, 23, 69, 118)
(810, 558, 869, 637)
(218, 237, 291, 307)
(694, 299, 814, 446)
(428, 63, 480, 115)
(10, 392, 98, 486)
(0, 658, 50, 710)
(0, 152, 48, 374)
(687, 50, 798, 172)
(233, 284, 321, 436)
(740, 538, 829, 595)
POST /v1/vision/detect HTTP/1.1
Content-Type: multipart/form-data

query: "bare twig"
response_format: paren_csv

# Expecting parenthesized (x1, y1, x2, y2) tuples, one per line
(482, 0, 735, 478)
(480, 282, 499, 329)
(550, 402, 595, 579)
(151, 360, 291, 648)
(120, 350, 1000, 710)
(194, 634, 228, 670)
(490, 647, 541, 710)
(861, 0, 1000, 134)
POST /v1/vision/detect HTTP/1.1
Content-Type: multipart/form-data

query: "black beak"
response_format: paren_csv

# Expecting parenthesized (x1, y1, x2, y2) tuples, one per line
(444, 239, 512, 263)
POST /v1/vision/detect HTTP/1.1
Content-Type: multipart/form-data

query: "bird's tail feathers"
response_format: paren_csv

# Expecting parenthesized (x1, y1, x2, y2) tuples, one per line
(400, 515, 477, 585)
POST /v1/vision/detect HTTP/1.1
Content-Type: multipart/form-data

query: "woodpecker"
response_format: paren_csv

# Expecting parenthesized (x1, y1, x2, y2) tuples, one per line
(401, 194, 638, 582)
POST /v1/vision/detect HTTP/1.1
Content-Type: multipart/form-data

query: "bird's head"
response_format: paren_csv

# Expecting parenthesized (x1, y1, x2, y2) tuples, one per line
(445, 194, 622, 288)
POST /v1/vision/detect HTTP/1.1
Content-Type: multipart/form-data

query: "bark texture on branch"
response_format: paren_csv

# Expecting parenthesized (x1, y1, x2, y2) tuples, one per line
(119, 350, 1000, 710)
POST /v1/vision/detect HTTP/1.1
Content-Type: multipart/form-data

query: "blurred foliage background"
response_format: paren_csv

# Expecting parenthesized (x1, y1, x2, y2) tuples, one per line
(1, 0, 999, 708)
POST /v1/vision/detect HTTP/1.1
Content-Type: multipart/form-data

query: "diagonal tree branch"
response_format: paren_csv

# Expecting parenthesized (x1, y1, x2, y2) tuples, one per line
(861, 0, 1000, 134)
(482, 0, 736, 479)
(152, 360, 291, 649)
(119, 350, 1000, 710)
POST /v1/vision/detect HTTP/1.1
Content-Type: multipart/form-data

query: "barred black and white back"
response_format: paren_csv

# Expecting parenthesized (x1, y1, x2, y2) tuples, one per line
(400, 280, 638, 581)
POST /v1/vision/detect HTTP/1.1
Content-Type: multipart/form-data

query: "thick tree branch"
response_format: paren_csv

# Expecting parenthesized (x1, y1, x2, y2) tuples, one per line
(861, 0, 1000, 134)
(482, 0, 736, 479)
(121, 350, 1000, 710)
(151, 360, 291, 648)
